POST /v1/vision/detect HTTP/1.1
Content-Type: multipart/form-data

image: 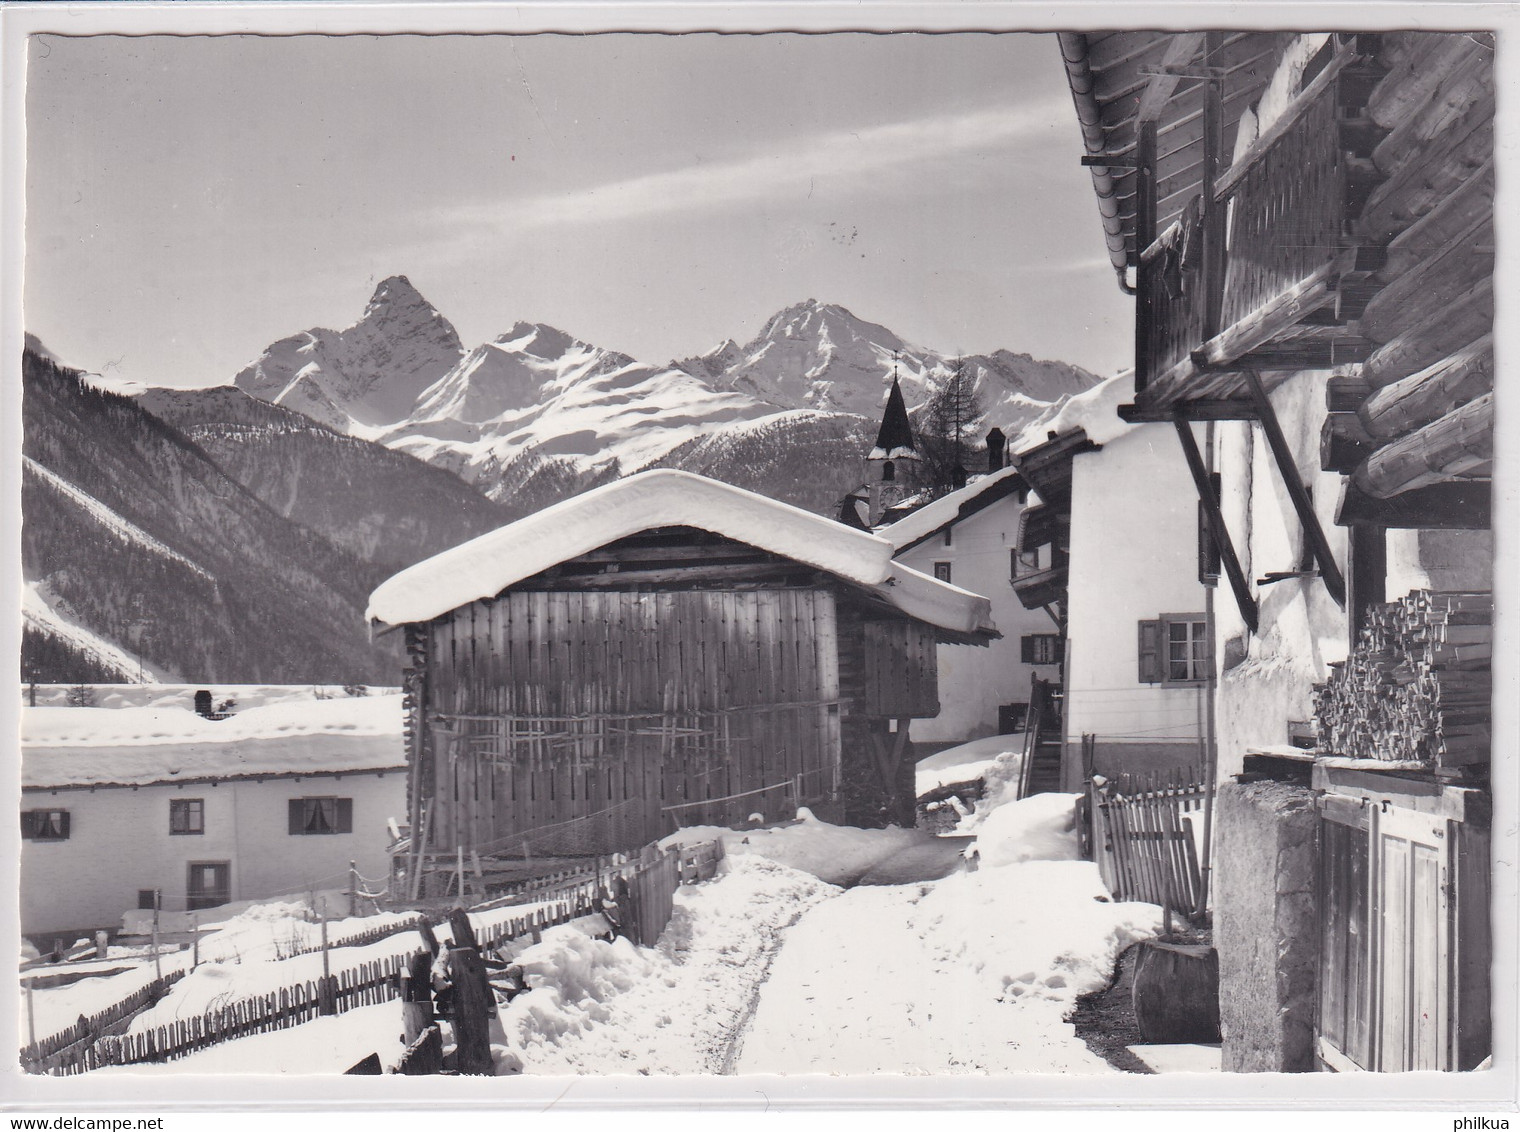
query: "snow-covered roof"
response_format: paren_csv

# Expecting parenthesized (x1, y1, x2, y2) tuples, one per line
(367, 469, 994, 638)
(1010, 370, 1137, 452)
(878, 466, 1025, 552)
(22, 692, 405, 789)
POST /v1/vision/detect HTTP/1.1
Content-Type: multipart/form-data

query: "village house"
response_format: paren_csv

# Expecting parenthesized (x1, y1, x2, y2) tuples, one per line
(1006, 374, 1216, 792)
(1061, 29, 1494, 1071)
(878, 451, 1060, 747)
(20, 686, 406, 941)
(366, 468, 994, 899)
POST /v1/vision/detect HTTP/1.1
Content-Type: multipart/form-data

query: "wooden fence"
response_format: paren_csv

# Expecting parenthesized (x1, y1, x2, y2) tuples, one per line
(24, 838, 725, 1075)
(1089, 767, 1207, 915)
(19, 971, 184, 1074)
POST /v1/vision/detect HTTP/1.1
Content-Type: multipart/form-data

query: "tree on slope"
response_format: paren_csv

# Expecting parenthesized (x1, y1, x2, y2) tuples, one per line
(915, 360, 984, 498)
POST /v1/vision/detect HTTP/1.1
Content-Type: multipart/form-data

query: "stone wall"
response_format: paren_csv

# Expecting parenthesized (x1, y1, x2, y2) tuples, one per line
(1214, 778, 1319, 1072)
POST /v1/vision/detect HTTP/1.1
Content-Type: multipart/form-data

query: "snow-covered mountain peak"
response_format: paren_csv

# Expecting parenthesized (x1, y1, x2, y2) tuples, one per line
(235, 276, 465, 431)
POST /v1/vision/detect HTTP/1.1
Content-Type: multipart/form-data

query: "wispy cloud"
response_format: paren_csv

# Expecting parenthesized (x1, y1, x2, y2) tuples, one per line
(446, 97, 1072, 235)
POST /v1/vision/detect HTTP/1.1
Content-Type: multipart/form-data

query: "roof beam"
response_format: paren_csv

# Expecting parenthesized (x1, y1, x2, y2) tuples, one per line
(1242, 368, 1347, 606)
(1173, 418, 1258, 633)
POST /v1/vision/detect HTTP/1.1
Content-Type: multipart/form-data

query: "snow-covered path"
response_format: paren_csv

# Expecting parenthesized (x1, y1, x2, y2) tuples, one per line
(733, 801, 1164, 1075)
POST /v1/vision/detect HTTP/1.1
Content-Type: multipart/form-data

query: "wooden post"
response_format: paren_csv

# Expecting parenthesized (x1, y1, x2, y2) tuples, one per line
(191, 914, 199, 970)
(1243, 367, 1347, 606)
(1201, 32, 1227, 341)
(445, 908, 493, 1075)
(1173, 418, 1258, 632)
(317, 907, 337, 1016)
(348, 860, 358, 920)
(401, 951, 435, 1046)
(25, 981, 35, 1047)
(1134, 118, 1158, 391)
(152, 890, 162, 983)
(95, 930, 108, 960)
(456, 845, 465, 902)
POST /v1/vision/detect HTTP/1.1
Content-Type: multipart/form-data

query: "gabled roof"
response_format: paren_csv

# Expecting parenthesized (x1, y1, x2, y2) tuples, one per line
(878, 466, 1027, 553)
(1010, 429, 1101, 511)
(367, 469, 995, 640)
(868, 377, 917, 460)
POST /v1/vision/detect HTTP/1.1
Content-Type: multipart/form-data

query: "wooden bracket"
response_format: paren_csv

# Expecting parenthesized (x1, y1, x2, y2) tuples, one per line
(1241, 367, 1346, 607)
(1173, 419, 1258, 634)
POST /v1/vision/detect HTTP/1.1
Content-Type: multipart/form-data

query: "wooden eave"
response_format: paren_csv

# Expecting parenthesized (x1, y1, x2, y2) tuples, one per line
(1010, 430, 1098, 507)
(1011, 563, 1068, 611)
(1065, 30, 1287, 280)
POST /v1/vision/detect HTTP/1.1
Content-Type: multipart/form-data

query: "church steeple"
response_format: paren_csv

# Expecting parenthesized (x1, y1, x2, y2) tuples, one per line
(864, 359, 918, 524)
(868, 362, 918, 471)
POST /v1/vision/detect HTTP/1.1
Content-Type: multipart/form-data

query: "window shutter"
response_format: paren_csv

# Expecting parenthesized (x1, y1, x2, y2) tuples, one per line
(336, 798, 354, 834)
(288, 799, 303, 835)
(1021, 635, 1036, 663)
(58, 811, 70, 839)
(20, 811, 34, 839)
(1138, 620, 1163, 683)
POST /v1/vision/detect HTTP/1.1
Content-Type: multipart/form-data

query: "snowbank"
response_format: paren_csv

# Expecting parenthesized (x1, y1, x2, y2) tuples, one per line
(493, 855, 836, 1074)
(914, 732, 1023, 796)
(663, 811, 966, 887)
(972, 791, 1082, 868)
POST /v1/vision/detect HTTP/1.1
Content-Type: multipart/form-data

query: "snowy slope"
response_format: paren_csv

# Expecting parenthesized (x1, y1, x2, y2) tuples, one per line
(24, 457, 212, 581)
(22, 582, 159, 683)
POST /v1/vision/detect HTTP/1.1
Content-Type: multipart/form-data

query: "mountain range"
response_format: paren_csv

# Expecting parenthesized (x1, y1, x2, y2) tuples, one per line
(22, 281, 1099, 682)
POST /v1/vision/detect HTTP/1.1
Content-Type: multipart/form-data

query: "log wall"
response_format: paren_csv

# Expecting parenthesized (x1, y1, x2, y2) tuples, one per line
(1331, 32, 1495, 516)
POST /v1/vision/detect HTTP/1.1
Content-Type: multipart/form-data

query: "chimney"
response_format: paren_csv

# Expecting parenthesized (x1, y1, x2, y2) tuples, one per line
(986, 428, 1006, 471)
(194, 690, 213, 718)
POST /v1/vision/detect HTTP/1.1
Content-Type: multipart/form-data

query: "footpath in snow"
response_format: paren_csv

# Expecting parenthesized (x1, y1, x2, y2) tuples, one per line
(733, 794, 1161, 1074)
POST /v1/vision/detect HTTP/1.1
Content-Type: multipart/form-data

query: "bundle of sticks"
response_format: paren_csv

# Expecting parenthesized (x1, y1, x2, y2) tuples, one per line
(1314, 590, 1491, 767)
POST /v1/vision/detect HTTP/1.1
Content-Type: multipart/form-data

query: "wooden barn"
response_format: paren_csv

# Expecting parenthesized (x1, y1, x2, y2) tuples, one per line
(367, 469, 995, 895)
(1060, 30, 1494, 1072)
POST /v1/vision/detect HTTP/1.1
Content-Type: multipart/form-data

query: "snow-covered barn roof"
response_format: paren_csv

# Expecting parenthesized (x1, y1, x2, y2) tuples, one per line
(878, 466, 1026, 553)
(367, 469, 995, 639)
(22, 691, 405, 789)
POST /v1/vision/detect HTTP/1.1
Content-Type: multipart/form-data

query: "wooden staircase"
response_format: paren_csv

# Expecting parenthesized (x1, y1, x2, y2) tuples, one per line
(1018, 675, 1066, 796)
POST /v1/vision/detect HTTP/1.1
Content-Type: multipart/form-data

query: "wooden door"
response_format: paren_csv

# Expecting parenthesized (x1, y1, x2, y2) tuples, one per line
(1372, 804, 1452, 1072)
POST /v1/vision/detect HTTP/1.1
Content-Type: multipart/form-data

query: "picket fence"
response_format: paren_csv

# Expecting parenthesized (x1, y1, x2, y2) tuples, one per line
(25, 839, 725, 1075)
(1089, 767, 1207, 915)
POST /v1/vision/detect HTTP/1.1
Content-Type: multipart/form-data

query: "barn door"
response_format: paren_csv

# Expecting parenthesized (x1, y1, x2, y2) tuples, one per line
(1371, 804, 1452, 1071)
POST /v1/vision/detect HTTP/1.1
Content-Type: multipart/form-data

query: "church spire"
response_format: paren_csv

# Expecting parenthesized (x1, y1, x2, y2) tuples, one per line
(868, 358, 917, 465)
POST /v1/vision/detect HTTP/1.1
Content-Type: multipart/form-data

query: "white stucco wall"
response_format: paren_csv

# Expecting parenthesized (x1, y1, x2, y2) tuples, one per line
(20, 770, 406, 937)
(1213, 372, 1351, 777)
(1063, 425, 1212, 752)
(897, 499, 1057, 743)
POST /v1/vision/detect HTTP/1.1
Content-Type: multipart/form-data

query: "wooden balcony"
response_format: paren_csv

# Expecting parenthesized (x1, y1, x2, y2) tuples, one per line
(1130, 43, 1386, 419)
(1011, 562, 1068, 611)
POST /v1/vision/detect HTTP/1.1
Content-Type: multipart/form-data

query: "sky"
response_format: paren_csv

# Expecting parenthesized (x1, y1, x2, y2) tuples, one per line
(24, 30, 1132, 389)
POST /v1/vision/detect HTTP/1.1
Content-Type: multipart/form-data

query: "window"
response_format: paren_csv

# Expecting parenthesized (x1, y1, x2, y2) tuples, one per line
(138, 889, 160, 911)
(21, 809, 70, 841)
(932, 561, 953, 584)
(170, 798, 204, 835)
(186, 862, 230, 911)
(1138, 614, 1211, 684)
(289, 796, 353, 835)
(1021, 634, 1063, 665)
